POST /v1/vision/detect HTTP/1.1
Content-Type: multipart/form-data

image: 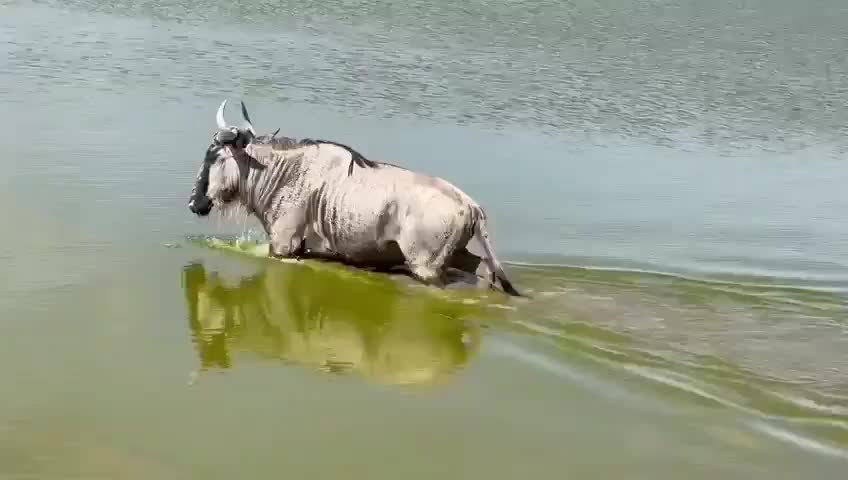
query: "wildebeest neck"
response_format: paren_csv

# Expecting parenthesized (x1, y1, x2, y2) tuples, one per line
(254, 134, 380, 176)
(234, 146, 306, 225)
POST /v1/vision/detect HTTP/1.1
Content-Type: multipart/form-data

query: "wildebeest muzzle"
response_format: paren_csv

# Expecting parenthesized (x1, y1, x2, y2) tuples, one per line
(189, 195, 212, 216)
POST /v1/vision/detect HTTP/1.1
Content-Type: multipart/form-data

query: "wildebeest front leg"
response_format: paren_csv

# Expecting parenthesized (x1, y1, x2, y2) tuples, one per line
(269, 235, 306, 259)
(268, 207, 309, 260)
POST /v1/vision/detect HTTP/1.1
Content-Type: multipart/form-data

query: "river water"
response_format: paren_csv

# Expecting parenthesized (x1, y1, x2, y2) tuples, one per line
(1, 0, 847, 478)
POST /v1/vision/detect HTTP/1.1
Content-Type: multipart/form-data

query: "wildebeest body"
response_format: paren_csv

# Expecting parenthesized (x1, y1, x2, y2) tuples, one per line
(237, 143, 481, 279)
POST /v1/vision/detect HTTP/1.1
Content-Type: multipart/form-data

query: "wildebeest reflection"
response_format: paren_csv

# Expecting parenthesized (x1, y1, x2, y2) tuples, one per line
(181, 260, 494, 386)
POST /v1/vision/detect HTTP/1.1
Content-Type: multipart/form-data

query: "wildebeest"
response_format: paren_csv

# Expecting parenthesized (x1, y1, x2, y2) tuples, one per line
(188, 100, 523, 296)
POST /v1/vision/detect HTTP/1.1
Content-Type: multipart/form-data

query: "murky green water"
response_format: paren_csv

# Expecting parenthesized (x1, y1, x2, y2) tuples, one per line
(2, 0, 847, 477)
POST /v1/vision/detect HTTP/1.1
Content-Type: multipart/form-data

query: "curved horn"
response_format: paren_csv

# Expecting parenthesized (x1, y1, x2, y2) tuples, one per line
(216, 100, 228, 129)
(240, 100, 256, 135)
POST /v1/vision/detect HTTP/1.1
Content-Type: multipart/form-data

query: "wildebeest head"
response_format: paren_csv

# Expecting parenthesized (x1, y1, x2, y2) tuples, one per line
(189, 100, 259, 216)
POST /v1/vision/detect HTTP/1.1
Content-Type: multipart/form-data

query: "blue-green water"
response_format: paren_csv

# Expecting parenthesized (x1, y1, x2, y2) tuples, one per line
(1, 0, 846, 477)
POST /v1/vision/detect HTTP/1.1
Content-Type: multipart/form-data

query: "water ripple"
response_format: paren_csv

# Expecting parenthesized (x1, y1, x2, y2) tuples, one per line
(17, 0, 848, 156)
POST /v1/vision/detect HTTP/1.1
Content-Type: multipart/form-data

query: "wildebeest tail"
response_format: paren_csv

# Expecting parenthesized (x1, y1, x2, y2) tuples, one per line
(471, 206, 525, 297)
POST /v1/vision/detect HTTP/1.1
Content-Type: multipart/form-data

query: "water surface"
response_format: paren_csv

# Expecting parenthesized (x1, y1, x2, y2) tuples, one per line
(1, 0, 847, 478)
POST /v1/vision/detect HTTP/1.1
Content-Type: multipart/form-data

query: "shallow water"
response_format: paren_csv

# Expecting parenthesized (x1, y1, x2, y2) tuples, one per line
(2, 0, 847, 477)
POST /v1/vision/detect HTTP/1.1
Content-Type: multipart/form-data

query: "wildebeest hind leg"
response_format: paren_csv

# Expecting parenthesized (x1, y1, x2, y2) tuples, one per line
(407, 263, 446, 287)
(448, 247, 482, 275)
(397, 242, 445, 286)
(397, 227, 458, 288)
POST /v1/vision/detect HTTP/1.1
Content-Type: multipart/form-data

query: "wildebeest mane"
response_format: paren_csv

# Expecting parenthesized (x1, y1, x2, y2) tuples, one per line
(252, 132, 381, 176)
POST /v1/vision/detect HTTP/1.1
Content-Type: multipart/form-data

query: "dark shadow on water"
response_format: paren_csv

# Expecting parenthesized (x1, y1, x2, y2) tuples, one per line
(181, 259, 504, 387)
